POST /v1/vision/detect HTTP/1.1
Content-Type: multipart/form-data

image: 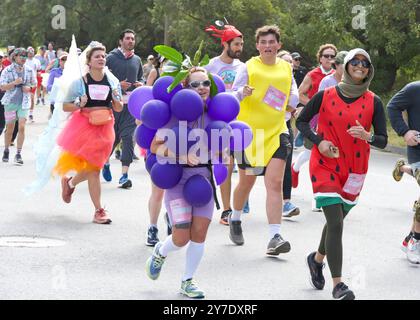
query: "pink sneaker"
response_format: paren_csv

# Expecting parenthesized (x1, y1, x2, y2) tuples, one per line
(61, 177, 75, 203)
(93, 208, 112, 224)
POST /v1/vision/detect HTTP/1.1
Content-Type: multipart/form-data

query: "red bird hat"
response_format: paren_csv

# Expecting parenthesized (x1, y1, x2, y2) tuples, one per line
(205, 25, 243, 45)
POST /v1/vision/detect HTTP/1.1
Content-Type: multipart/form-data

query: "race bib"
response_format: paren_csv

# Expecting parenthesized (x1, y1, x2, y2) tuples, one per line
(263, 85, 287, 112)
(122, 91, 132, 104)
(88, 84, 110, 101)
(343, 173, 366, 195)
(169, 198, 192, 226)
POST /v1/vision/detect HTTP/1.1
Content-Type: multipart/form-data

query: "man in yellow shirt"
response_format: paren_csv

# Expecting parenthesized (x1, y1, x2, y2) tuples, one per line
(230, 26, 299, 255)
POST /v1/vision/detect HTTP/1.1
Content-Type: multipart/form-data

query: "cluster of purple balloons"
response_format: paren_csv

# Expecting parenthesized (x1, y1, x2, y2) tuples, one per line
(128, 75, 253, 208)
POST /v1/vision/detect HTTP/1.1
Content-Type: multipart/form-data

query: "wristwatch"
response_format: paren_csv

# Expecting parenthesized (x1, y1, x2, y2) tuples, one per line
(367, 132, 375, 143)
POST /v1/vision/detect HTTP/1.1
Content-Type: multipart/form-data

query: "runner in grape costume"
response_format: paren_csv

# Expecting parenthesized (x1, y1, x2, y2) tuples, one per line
(132, 43, 252, 298)
(296, 48, 388, 300)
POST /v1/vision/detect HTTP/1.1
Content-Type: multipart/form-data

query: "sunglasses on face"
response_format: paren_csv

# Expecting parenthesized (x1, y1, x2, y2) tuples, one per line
(322, 54, 336, 59)
(60, 58, 67, 62)
(348, 58, 371, 68)
(189, 80, 211, 88)
(18, 55, 27, 59)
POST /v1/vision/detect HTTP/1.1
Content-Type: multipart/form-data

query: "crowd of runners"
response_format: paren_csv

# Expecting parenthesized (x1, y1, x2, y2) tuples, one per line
(0, 24, 419, 301)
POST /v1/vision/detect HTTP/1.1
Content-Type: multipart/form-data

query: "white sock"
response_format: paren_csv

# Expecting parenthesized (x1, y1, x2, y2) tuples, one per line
(269, 224, 281, 239)
(293, 149, 311, 172)
(159, 235, 182, 257)
(182, 241, 205, 281)
(230, 209, 242, 221)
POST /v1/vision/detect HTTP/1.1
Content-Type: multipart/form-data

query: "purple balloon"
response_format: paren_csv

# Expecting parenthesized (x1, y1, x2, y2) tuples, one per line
(229, 120, 253, 151)
(205, 121, 232, 151)
(213, 163, 228, 186)
(153, 76, 182, 104)
(208, 92, 240, 123)
(128, 86, 154, 120)
(140, 99, 171, 129)
(150, 163, 183, 189)
(167, 124, 201, 156)
(135, 124, 157, 149)
(170, 89, 204, 122)
(183, 175, 213, 207)
(145, 153, 157, 174)
(211, 74, 226, 94)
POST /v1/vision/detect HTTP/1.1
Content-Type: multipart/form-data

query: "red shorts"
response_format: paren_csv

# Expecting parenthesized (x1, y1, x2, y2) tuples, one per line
(37, 70, 45, 88)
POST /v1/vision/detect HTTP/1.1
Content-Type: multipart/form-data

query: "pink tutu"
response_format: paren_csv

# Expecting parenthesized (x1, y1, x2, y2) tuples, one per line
(57, 109, 115, 169)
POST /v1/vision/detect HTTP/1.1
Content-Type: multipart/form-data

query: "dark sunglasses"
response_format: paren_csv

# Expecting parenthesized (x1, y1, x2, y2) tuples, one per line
(60, 58, 67, 61)
(18, 55, 28, 59)
(348, 58, 371, 68)
(293, 58, 300, 61)
(189, 80, 211, 88)
(322, 54, 336, 59)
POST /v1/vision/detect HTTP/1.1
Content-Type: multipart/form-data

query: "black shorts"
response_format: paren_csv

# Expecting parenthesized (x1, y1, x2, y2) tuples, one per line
(235, 133, 292, 176)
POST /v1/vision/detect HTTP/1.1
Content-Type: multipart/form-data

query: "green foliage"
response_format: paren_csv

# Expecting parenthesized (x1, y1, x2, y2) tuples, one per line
(0, 0, 418, 94)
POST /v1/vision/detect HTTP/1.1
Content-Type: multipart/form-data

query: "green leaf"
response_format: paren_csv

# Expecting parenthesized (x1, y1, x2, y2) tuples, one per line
(199, 54, 210, 67)
(168, 70, 189, 93)
(208, 73, 218, 97)
(193, 40, 204, 66)
(161, 71, 179, 78)
(154, 45, 184, 65)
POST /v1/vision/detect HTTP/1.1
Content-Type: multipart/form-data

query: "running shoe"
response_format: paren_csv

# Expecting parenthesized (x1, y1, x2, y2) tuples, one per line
(291, 163, 299, 188)
(266, 234, 291, 256)
(332, 282, 355, 300)
(392, 158, 405, 182)
(36, 98, 40, 105)
(228, 215, 244, 245)
(407, 238, 420, 265)
(102, 163, 112, 182)
(180, 278, 205, 299)
(115, 149, 121, 160)
(283, 202, 300, 217)
(295, 132, 304, 148)
(41, 97, 45, 105)
(14, 153, 23, 165)
(93, 208, 112, 224)
(61, 176, 75, 203)
(29, 114, 34, 123)
(401, 232, 414, 253)
(306, 252, 325, 290)
(145, 226, 159, 247)
(220, 209, 231, 225)
(243, 200, 250, 214)
(2, 149, 9, 163)
(146, 242, 165, 280)
(119, 174, 132, 189)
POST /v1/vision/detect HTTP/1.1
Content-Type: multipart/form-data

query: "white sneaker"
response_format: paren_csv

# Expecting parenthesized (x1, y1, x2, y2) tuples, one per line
(407, 238, 420, 265)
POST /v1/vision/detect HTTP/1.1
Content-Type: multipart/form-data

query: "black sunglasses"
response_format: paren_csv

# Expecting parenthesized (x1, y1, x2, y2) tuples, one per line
(189, 80, 211, 88)
(322, 54, 336, 59)
(348, 58, 371, 68)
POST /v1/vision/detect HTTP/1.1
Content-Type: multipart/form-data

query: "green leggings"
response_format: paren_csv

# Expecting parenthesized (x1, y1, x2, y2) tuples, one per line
(317, 203, 350, 278)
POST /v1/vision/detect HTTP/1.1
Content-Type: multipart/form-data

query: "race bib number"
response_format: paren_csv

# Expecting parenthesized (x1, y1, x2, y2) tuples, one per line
(88, 84, 110, 101)
(343, 173, 366, 195)
(263, 85, 287, 112)
(169, 198, 192, 225)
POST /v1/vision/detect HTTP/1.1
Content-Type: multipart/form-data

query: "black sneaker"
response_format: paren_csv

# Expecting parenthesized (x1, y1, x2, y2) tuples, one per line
(306, 252, 325, 290)
(115, 149, 121, 160)
(266, 234, 291, 256)
(146, 226, 159, 247)
(332, 282, 355, 300)
(228, 215, 244, 245)
(164, 212, 172, 236)
(2, 150, 9, 163)
(220, 209, 231, 225)
(14, 153, 23, 165)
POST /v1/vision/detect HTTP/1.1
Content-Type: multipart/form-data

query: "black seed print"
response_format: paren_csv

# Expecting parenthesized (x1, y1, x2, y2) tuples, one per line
(311, 175, 317, 183)
(339, 111, 342, 116)
(356, 151, 361, 158)
(336, 165, 340, 172)
(349, 167, 352, 173)
(330, 174, 335, 181)
(332, 101, 335, 106)
(329, 121, 333, 126)
(354, 138, 358, 144)
(319, 159, 324, 165)
(359, 114, 362, 119)
(362, 105, 365, 109)
(347, 124, 351, 130)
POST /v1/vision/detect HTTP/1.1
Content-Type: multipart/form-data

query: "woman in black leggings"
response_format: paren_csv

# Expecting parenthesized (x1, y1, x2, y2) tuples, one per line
(296, 48, 387, 300)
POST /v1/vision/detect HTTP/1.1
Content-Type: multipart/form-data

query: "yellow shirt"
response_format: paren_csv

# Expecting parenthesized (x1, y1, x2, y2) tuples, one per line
(237, 56, 292, 166)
